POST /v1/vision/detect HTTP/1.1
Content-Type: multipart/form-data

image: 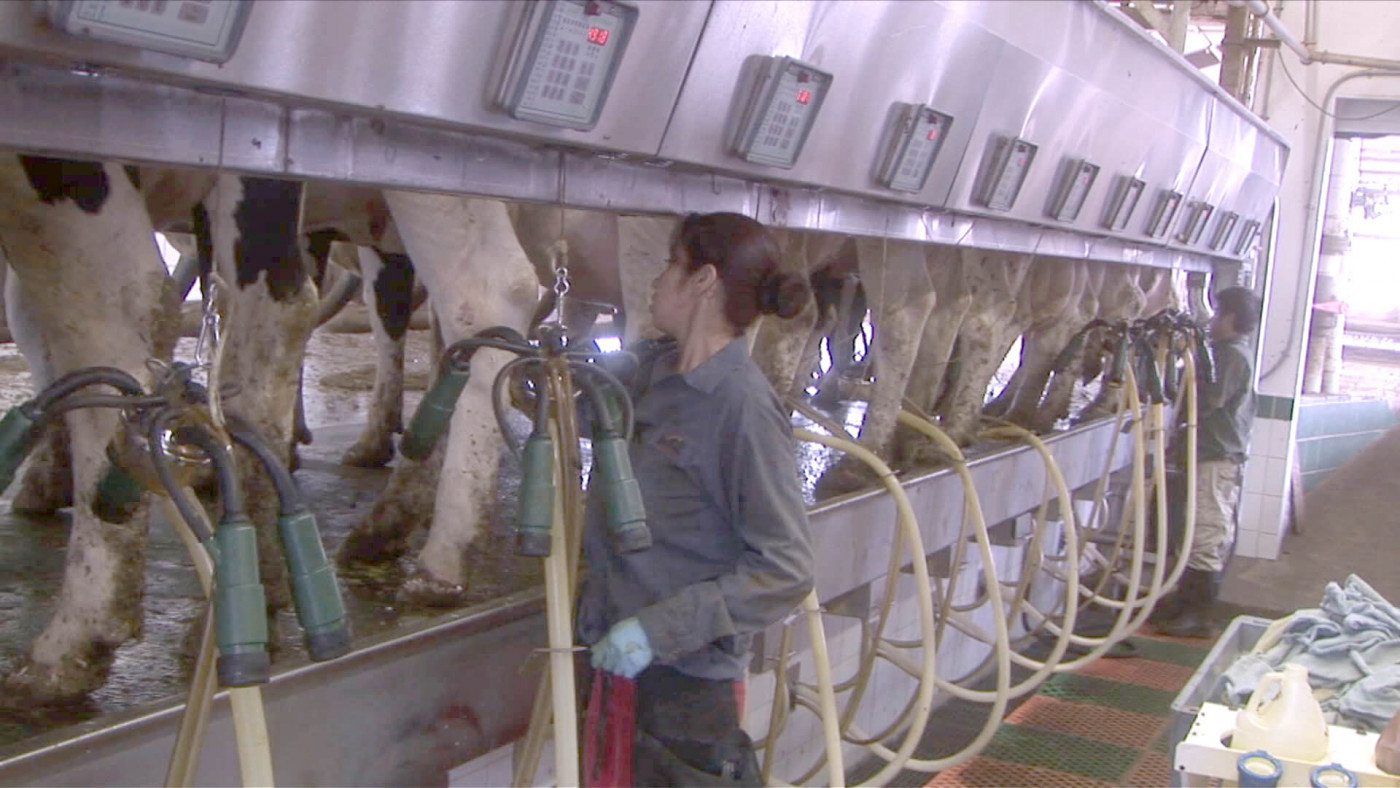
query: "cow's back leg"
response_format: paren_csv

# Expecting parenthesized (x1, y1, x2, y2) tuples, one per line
(203, 174, 320, 620)
(749, 230, 820, 392)
(340, 245, 414, 468)
(894, 247, 970, 466)
(343, 194, 538, 604)
(1001, 259, 1092, 428)
(816, 238, 936, 498)
(935, 251, 1035, 447)
(5, 266, 73, 517)
(0, 156, 176, 703)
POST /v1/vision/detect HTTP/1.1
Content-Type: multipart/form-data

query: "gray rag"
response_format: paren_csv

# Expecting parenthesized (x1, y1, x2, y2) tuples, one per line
(1220, 574, 1400, 731)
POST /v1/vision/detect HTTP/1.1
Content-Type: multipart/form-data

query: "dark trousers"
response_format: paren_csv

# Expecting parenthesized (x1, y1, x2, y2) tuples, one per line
(630, 664, 761, 787)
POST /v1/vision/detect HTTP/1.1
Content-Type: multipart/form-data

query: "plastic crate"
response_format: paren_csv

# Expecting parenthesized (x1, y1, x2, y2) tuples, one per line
(1167, 614, 1274, 788)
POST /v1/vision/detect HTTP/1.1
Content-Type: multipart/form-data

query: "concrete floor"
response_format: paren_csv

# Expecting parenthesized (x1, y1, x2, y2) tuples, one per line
(1220, 423, 1400, 617)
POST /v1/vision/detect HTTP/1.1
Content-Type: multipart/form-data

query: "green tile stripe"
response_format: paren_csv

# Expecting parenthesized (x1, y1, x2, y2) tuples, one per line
(1040, 673, 1180, 714)
(983, 723, 1140, 782)
(1131, 637, 1213, 668)
(1258, 395, 1295, 421)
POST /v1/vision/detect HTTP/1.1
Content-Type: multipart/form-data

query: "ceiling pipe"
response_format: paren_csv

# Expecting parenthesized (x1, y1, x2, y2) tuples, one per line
(1228, 0, 1311, 64)
(1229, 0, 1400, 71)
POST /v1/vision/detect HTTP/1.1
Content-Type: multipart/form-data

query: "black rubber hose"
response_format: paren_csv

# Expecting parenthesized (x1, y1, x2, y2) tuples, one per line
(224, 413, 305, 516)
(42, 393, 171, 417)
(168, 423, 246, 522)
(147, 408, 215, 543)
(31, 367, 145, 412)
(569, 361, 635, 440)
(438, 327, 532, 374)
(491, 355, 545, 459)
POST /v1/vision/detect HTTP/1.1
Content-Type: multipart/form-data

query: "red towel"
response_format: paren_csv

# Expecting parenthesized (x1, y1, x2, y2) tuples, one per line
(584, 673, 636, 787)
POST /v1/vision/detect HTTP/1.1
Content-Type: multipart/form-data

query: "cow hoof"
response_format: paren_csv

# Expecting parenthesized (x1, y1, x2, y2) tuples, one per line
(814, 458, 880, 500)
(337, 528, 408, 565)
(342, 440, 394, 469)
(0, 655, 107, 709)
(397, 566, 468, 608)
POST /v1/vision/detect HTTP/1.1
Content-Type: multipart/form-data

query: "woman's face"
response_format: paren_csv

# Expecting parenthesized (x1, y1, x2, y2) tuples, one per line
(650, 242, 704, 338)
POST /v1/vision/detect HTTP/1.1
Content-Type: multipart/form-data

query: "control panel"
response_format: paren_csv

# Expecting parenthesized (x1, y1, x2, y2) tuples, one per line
(1209, 211, 1239, 252)
(1176, 200, 1214, 245)
(1047, 158, 1100, 223)
(1145, 189, 1183, 239)
(497, 0, 638, 131)
(731, 56, 834, 169)
(875, 103, 953, 194)
(1234, 219, 1262, 256)
(1102, 176, 1146, 232)
(976, 136, 1037, 212)
(42, 0, 253, 63)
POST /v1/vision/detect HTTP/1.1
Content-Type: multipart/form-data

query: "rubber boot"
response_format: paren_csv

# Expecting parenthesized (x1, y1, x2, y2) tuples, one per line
(1156, 568, 1218, 638)
(1148, 585, 1188, 625)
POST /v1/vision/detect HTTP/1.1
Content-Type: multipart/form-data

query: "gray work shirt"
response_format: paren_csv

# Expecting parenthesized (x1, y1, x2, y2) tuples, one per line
(576, 336, 815, 680)
(1198, 333, 1256, 464)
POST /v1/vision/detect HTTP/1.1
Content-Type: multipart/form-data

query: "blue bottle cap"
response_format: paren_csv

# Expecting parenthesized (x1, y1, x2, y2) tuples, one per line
(1310, 763, 1358, 788)
(1237, 750, 1283, 787)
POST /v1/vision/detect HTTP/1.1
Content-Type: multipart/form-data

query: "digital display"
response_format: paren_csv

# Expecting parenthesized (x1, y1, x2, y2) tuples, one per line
(733, 56, 833, 168)
(1103, 176, 1146, 231)
(1234, 219, 1262, 256)
(876, 103, 953, 193)
(500, 0, 637, 130)
(1209, 211, 1240, 251)
(1146, 190, 1184, 238)
(1048, 158, 1100, 222)
(47, 0, 252, 63)
(980, 136, 1038, 211)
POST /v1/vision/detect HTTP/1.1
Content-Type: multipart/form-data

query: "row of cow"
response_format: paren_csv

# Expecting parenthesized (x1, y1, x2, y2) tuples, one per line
(0, 153, 1187, 704)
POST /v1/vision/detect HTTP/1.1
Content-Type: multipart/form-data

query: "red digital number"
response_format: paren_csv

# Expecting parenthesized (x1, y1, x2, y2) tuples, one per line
(926, 128, 940, 141)
(796, 89, 811, 105)
(587, 26, 609, 45)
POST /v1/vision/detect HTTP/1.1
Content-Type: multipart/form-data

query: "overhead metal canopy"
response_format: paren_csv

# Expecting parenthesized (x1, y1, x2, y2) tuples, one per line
(0, 0, 1290, 273)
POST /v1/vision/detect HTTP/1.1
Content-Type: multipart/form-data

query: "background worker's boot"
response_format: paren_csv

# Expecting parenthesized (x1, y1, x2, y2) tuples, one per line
(1156, 568, 1218, 638)
(1149, 582, 1188, 624)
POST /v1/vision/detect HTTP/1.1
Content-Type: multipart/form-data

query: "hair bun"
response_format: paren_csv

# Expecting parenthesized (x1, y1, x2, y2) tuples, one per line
(758, 271, 812, 320)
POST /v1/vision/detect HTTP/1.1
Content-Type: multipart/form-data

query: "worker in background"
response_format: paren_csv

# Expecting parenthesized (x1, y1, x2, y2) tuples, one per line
(577, 212, 815, 786)
(1155, 286, 1262, 638)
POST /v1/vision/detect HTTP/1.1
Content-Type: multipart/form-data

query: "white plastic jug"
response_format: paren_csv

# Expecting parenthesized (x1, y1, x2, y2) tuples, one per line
(1233, 663, 1330, 762)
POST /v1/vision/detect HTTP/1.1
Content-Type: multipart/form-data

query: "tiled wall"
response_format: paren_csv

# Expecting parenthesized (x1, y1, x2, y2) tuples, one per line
(1238, 401, 1297, 560)
(1295, 398, 1398, 492)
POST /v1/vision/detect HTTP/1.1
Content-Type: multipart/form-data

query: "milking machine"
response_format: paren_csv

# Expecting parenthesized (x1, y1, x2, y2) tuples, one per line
(0, 360, 352, 787)
(398, 293, 650, 787)
(735, 305, 1211, 787)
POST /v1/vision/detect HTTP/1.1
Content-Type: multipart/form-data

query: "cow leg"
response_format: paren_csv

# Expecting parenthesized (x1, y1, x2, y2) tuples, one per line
(936, 251, 1034, 447)
(4, 264, 73, 517)
(894, 247, 970, 466)
(203, 174, 320, 622)
(750, 231, 819, 392)
(0, 156, 176, 703)
(340, 246, 413, 468)
(998, 259, 1091, 428)
(343, 194, 538, 605)
(816, 238, 936, 498)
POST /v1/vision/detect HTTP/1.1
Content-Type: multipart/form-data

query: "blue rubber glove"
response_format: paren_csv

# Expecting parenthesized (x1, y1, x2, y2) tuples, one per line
(590, 617, 654, 678)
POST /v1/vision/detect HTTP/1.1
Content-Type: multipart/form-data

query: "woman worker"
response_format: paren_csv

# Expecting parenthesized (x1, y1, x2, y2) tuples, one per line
(577, 212, 816, 786)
